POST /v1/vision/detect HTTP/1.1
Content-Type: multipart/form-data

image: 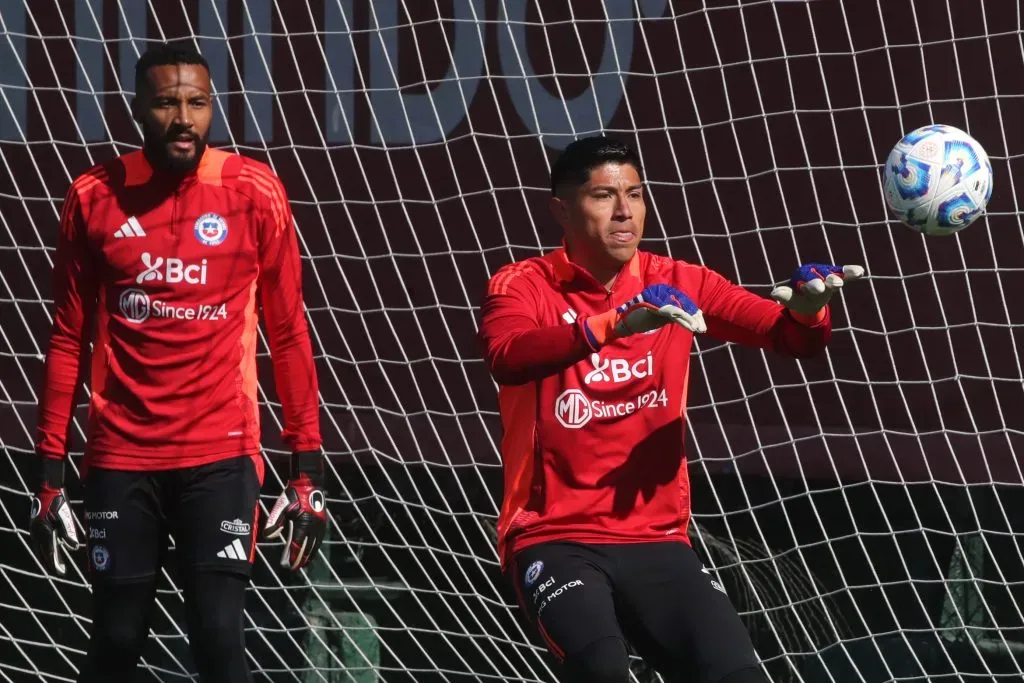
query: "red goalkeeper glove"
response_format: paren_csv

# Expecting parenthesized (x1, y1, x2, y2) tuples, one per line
(28, 457, 81, 577)
(263, 451, 327, 571)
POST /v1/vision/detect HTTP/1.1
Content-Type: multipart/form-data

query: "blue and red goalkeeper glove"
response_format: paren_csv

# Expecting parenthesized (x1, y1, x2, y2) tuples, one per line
(583, 283, 707, 348)
(263, 451, 327, 571)
(28, 457, 81, 577)
(770, 263, 865, 318)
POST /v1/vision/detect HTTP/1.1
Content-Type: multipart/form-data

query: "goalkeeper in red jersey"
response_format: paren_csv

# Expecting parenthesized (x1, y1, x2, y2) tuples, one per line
(28, 42, 326, 683)
(479, 136, 864, 683)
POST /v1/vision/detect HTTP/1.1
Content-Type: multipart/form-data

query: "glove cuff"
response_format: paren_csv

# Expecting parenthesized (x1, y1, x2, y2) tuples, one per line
(35, 455, 65, 490)
(581, 309, 619, 349)
(290, 451, 324, 488)
(787, 306, 828, 327)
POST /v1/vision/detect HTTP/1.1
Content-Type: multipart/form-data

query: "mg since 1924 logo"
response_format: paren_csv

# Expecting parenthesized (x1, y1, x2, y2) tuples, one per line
(554, 387, 670, 429)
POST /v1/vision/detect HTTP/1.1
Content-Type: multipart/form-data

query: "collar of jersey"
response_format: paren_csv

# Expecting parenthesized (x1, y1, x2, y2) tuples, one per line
(544, 241, 643, 294)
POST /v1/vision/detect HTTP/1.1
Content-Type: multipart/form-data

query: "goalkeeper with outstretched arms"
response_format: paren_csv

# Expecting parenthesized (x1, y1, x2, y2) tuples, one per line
(29, 42, 326, 683)
(478, 136, 864, 683)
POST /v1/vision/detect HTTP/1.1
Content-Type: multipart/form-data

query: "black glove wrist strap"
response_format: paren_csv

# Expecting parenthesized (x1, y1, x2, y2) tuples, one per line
(36, 456, 65, 489)
(290, 451, 324, 488)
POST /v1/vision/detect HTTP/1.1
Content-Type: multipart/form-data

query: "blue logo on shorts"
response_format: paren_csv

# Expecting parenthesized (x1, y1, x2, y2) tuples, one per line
(194, 212, 228, 246)
(91, 545, 110, 571)
(524, 560, 544, 587)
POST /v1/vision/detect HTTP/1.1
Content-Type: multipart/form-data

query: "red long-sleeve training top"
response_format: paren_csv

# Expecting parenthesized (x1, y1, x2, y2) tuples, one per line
(478, 247, 831, 568)
(36, 147, 321, 472)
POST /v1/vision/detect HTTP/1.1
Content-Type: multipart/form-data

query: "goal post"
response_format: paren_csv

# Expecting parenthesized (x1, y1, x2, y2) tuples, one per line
(1, 1, 1023, 681)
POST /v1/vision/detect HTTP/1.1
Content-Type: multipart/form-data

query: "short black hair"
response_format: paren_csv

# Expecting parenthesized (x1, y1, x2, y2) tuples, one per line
(550, 136, 643, 196)
(134, 41, 210, 95)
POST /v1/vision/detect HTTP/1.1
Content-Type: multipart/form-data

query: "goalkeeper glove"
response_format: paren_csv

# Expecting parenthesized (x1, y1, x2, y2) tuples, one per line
(583, 283, 707, 348)
(263, 451, 327, 571)
(28, 457, 81, 577)
(770, 263, 865, 317)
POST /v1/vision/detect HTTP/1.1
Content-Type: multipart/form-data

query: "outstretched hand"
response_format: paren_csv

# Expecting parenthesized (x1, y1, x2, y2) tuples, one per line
(770, 263, 865, 316)
(615, 284, 707, 336)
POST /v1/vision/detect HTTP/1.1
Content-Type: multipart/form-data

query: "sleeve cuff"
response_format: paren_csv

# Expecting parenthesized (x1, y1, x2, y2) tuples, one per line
(787, 306, 827, 327)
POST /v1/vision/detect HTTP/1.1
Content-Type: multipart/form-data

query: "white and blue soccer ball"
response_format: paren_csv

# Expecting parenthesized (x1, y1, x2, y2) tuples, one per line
(882, 124, 992, 236)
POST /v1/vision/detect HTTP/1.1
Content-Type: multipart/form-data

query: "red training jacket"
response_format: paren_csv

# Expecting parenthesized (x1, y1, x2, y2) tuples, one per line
(36, 147, 321, 472)
(479, 247, 831, 568)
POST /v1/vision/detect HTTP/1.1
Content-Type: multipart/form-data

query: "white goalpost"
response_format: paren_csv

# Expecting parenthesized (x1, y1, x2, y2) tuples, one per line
(1, 1, 1023, 681)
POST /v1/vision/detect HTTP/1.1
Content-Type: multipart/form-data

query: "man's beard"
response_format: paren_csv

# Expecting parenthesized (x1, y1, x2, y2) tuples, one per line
(143, 128, 208, 173)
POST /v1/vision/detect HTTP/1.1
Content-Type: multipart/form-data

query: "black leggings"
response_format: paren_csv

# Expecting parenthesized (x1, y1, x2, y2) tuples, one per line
(509, 541, 764, 683)
(78, 571, 251, 683)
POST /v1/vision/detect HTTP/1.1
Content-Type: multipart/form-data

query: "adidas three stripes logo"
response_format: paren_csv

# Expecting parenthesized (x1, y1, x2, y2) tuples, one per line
(217, 538, 249, 560)
(113, 216, 146, 238)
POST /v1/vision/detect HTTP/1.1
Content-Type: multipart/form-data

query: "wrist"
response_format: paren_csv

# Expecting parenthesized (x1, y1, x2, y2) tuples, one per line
(581, 309, 619, 349)
(787, 306, 827, 326)
(290, 451, 324, 488)
(34, 455, 65, 490)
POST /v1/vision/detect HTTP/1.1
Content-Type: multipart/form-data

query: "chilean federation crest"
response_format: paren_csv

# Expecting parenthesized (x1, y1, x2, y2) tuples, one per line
(194, 212, 228, 246)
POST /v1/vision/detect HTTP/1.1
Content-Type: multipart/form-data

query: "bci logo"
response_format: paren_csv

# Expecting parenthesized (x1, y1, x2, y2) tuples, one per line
(584, 352, 653, 385)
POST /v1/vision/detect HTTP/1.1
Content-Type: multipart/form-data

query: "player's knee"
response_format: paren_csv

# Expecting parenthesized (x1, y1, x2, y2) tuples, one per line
(716, 667, 769, 683)
(188, 605, 244, 658)
(562, 637, 630, 683)
(89, 612, 148, 662)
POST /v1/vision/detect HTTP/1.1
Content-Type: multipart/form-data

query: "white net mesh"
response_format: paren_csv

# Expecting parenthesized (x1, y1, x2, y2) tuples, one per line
(1, 0, 1024, 681)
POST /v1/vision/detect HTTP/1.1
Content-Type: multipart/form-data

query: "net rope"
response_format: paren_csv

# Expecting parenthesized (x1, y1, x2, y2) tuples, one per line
(0, 1, 1023, 681)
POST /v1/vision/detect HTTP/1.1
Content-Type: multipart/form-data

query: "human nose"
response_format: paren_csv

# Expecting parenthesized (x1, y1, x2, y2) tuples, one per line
(173, 102, 193, 128)
(614, 192, 633, 220)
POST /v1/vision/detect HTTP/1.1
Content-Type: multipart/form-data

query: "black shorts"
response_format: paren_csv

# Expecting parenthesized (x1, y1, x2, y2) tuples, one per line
(507, 540, 760, 682)
(82, 454, 263, 583)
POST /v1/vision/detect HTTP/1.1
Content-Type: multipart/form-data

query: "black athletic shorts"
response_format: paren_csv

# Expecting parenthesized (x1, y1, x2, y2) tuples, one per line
(507, 540, 760, 682)
(82, 454, 263, 583)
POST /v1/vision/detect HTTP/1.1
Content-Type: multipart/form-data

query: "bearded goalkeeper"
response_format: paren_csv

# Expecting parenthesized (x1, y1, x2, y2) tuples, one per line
(479, 136, 864, 683)
(29, 42, 326, 683)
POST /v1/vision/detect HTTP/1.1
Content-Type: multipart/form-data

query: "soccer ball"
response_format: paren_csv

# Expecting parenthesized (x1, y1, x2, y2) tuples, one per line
(882, 124, 992, 236)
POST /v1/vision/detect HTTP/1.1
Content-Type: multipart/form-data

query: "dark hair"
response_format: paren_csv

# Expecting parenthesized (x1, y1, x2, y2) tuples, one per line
(550, 136, 643, 196)
(134, 41, 210, 95)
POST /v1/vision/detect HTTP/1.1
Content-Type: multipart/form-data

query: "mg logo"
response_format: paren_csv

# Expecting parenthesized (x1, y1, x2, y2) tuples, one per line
(555, 389, 591, 429)
(119, 288, 151, 323)
(137, 252, 208, 285)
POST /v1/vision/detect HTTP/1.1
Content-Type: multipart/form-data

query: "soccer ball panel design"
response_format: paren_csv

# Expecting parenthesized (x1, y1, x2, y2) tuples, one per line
(882, 124, 992, 236)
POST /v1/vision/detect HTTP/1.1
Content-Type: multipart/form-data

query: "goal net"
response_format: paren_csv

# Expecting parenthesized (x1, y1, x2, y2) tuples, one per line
(1, 0, 1023, 681)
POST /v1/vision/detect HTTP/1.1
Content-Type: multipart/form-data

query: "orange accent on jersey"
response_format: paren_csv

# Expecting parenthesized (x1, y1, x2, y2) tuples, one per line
(72, 170, 108, 200)
(494, 383, 538, 560)
(240, 280, 260, 434)
(628, 250, 641, 277)
(544, 246, 576, 283)
(789, 307, 827, 325)
(489, 262, 532, 296)
(121, 150, 153, 187)
(197, 148, 231, 186)
(240, 166, 289, 237)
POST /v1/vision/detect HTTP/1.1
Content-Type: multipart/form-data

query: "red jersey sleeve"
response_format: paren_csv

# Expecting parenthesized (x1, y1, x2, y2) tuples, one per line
(254, 169, 322, 453)
(479, 265, 593, 385)
(36, 180, 99, 460)
(696, 266, 831, 358)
